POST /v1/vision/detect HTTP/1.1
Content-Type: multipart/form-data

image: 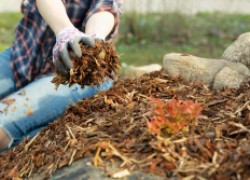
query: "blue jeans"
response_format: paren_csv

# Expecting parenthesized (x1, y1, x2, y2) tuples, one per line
(0, 49, 113, 148)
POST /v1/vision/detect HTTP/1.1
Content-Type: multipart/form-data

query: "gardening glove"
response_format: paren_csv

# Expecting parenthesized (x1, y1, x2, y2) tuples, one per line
(91, 34, 106, 43)
(53, 27, 95, 75)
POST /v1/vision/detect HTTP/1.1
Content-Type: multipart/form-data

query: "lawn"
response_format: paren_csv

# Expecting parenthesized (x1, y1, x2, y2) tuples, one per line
(0, 12, 22, 50)
(1, 12, 250, 65)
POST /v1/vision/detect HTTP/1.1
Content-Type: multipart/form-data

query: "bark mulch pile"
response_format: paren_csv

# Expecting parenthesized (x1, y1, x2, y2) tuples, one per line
(0, 71, 250, 179)
(52, 41, 120, 88)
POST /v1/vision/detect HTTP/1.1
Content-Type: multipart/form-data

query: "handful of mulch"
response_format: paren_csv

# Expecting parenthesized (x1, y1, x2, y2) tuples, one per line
(52, 41, 120, 88)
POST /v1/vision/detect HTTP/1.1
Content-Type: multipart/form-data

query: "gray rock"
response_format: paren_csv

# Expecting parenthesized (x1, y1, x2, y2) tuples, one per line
(163, 53, 250, 90)
(120, 64, 162, 80)
(222, 32, 250, 69)
(48, 158, 165, 180)
(213, 66, 249, 90)
(163, 53, 226, 84)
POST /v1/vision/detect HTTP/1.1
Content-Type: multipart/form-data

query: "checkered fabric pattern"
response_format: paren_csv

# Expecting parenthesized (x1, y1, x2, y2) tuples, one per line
(10, 0, 123, 88)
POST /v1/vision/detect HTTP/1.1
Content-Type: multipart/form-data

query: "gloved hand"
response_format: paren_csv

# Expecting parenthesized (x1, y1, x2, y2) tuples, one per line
(53, 27, 95, 75)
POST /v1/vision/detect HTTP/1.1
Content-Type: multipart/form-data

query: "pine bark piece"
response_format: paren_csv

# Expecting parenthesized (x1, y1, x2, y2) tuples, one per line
(52, 41, 121, 88)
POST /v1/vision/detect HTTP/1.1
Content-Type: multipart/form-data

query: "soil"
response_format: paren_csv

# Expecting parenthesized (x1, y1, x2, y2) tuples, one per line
(0, 70, 250, 179)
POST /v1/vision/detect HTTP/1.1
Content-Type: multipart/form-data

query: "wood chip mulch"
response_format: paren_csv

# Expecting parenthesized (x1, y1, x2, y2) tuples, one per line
(52, 41, 120, 88)
(0, 71, 250, 179)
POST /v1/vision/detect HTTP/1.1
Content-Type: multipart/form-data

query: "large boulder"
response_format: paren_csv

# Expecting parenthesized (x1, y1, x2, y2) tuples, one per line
(163, 53, 250, 90)
(222, 32, 250, 69)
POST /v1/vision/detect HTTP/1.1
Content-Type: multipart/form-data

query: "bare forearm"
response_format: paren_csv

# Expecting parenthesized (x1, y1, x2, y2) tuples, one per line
(36, 0, 74, 34)
(85, 12, 115, 40)
(36, 0, 115, 39)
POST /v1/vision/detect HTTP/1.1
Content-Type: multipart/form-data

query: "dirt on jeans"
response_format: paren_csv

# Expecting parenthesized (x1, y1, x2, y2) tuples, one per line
(0, 70, 250, 179)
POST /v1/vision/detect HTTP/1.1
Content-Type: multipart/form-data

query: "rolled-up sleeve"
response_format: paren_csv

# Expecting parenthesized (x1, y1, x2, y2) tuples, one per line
(83, 0, 123, 40)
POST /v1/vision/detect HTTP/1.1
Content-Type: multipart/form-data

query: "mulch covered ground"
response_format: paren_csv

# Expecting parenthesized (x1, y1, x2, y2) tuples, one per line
(0, 70, 250, 179)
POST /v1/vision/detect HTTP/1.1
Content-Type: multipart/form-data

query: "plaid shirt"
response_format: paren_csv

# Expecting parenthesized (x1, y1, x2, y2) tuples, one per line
(11, 0, 123, 88)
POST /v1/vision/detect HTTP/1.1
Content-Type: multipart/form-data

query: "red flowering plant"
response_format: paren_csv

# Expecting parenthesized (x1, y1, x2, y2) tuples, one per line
(147, 97, 202, 137)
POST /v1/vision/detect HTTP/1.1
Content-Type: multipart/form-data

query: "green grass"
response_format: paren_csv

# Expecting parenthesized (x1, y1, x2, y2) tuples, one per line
(117, 13, 250, 65)
(0, 12, 22, 50)
(1, 12, 250, 65)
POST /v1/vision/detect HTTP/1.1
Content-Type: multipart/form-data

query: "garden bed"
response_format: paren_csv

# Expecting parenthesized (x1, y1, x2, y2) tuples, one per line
(0, 70, 250, 179)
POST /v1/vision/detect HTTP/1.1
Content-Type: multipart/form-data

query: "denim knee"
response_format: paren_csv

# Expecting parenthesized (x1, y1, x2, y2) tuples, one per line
(0, 75, 113, 149)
